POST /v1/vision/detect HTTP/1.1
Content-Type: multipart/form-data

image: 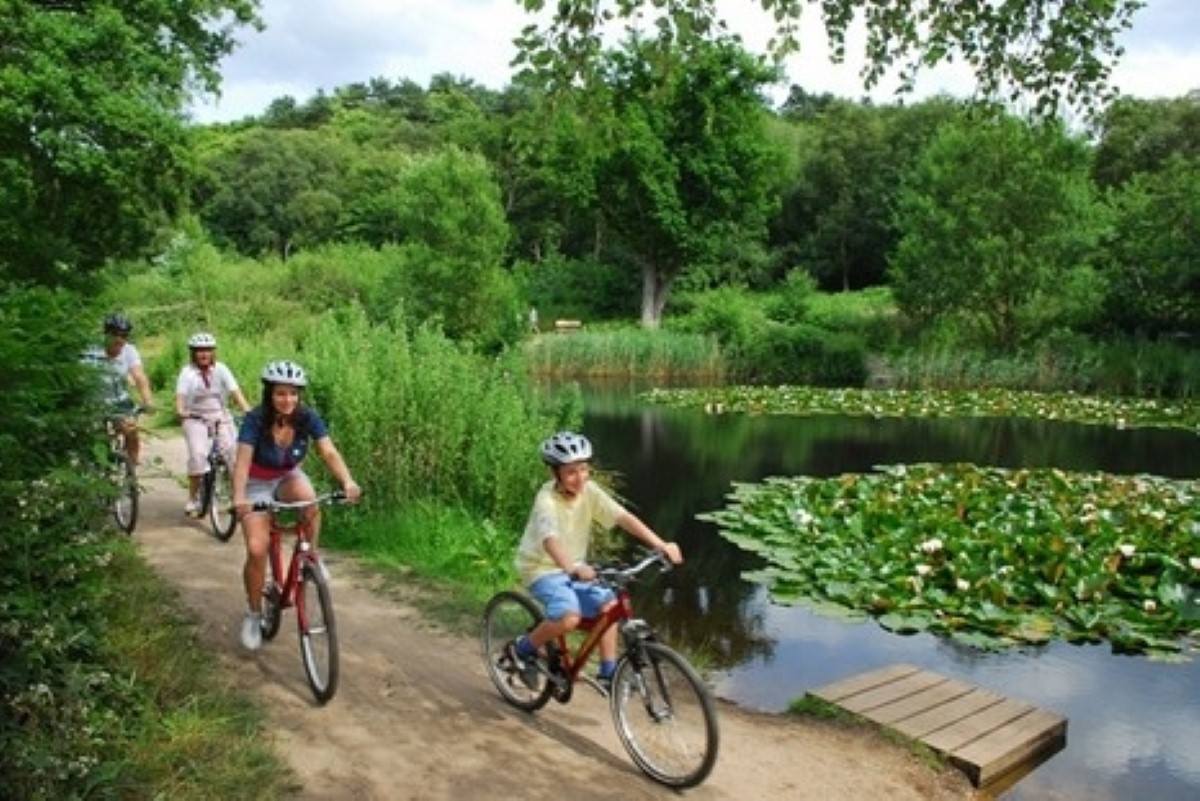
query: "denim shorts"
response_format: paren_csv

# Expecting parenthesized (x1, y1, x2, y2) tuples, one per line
(529, 572, 615, 622)
(245, 469, 308, 507)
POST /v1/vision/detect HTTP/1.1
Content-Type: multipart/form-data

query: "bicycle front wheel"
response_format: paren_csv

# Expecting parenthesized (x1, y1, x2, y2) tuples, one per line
(481, 591, 554, 712)
(610, 641, 720, 788)
(208, 459, 238, 541)
(111, 453, 138, 535)
(297, 562, 339, 704)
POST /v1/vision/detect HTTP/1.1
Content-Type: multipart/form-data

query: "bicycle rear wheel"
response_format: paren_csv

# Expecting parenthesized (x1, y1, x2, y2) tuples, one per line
(481, 591, 554, 712)
(208, 459, 238, 541)
(297, 561, 339, 704)
(111, 453, 138, 535)
(610, 641, 719, 788)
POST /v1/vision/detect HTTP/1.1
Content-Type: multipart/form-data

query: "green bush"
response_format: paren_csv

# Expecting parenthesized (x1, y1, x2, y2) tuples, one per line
(738, 322, 868, 386)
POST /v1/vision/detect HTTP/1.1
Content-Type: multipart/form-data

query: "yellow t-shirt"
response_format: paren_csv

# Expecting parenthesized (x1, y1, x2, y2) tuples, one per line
(515, 479, 623, 585)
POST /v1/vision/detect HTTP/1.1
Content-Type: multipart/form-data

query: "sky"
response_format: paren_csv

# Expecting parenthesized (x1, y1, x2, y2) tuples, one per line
(188, 0, 1200, 124)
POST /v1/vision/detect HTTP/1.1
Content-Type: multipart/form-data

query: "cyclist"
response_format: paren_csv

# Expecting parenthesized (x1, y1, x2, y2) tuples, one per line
(81, 313, 155, 466)
(174, 332, 252, 517)
(505, 431, 683, 690)
(231, 359, 361, 651)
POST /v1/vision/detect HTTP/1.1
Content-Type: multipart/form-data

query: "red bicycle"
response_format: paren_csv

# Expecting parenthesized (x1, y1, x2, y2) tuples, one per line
(482, 550, 719, 788)
(256, 491, 346, 704)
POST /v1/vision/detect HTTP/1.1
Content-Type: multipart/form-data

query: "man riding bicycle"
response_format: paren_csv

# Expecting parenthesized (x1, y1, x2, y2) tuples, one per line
(81, 313, 155, 466)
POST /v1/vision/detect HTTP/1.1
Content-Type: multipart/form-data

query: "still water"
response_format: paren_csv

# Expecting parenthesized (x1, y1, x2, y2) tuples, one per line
(579, 387, 1200, 800)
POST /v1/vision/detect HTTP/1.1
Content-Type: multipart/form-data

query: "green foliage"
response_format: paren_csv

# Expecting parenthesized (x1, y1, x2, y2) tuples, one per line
(701, 464, 1200, 659)
(0, 0, 259, 284)
(522, 328, 722, 379)
(890, 115, 1105, 351)
(739, 323, 868, 387)
(645, 384, 1200, 431)
(193, 127, 353, 259)
(298, 308, 558, 531)
(1092, 95, 1200, 189)
(591, 35, 784, 326)
(514, 1, 1143, 118)
(1099, 154, 1200, 337)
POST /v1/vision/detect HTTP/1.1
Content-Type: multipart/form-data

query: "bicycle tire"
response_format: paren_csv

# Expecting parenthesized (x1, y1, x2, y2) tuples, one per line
(111, 453, 138, 535)
(481, 591, 554, 712)
(610, 641, 720, 788)
(298, 562, 339, 704)
(261, 580, 282, 641)
(208, 458, 238, 541)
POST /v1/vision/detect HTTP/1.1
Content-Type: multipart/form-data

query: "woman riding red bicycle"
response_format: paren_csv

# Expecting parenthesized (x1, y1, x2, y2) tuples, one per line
(231, 359, 361, 651)
(505, 431, 682, 690)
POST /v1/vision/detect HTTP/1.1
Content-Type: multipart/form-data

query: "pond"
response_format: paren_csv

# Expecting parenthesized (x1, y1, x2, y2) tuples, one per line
(578, 384, 1200, 800)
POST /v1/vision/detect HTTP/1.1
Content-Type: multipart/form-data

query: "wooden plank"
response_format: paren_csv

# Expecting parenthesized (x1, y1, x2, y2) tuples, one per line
(865, 677, 976, 726)
(950, 709, 1067, 787)
(836, 670, 947, 714)
(923, 698, 1033, 752)
(811, 663, 1068, 791)
(890, 688, 1006, 739)
(809, 663, 920, 703)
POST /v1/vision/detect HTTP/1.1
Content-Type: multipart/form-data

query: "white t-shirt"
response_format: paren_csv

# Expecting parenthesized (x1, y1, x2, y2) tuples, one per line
(82, 342, 142, 407)
(175, 362, 242, 417)
(515, 480, 624, 585)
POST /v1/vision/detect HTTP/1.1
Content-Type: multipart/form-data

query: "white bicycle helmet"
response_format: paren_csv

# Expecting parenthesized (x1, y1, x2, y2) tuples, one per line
(261, 359, 308, 387)
(188, 332, 217, 349)
(540, 431, 593, 466)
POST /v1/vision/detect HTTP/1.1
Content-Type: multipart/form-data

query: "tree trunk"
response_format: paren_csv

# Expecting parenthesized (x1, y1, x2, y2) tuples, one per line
(640, 262, 670, 329)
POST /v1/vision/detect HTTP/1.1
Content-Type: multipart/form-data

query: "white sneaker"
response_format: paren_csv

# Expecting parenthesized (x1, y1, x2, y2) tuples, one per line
(184, 499, 200, 517)
(240, 612, 263, 651)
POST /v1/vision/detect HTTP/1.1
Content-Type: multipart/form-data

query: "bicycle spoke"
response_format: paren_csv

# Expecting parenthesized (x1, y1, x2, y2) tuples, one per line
(481, 591, 554, 712)
(610, 641, 719, 788)
(298, 562, 339, 704)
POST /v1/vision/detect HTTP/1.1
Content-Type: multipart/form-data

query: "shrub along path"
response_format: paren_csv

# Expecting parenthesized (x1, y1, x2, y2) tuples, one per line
(131, 435, 976, 800)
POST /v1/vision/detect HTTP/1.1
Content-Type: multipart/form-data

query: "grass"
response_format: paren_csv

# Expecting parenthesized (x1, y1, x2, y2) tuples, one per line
(88, 545, 295, 799)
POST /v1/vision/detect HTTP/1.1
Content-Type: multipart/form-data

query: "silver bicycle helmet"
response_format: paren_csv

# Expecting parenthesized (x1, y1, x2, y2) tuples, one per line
(261, 359, 308, 387)
(540, 431, 593, 466)
(188, 332, 217, 349)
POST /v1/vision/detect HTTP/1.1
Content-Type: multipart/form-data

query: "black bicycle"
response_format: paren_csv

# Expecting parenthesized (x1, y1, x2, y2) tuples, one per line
(105, 409, 143, 535)
(191, 415, 239, 541)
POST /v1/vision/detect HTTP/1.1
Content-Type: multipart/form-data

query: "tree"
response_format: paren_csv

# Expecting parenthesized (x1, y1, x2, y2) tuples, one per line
(0, 0, 260, 286)
(1100, 155, 1200, 337)
(1092, 94, 1200, 189)
(514, 0, 1144, 118)
(592, 36, 783, 327)
(193, 127, 350, 259)
(890, 114, 1104, 350)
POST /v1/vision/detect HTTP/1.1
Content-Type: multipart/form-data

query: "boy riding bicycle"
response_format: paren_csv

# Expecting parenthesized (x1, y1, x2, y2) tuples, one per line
(81, 313, 155, 466)
(505, 431, 683, 691)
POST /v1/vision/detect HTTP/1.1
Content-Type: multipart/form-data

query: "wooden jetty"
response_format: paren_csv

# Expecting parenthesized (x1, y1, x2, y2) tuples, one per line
(809, 663, 1066, 789)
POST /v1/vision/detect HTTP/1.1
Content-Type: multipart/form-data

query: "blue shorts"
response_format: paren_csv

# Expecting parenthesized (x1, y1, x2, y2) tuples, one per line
(529, 572, 615, 622)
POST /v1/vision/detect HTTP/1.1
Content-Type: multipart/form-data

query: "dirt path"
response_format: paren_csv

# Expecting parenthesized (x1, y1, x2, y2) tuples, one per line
(135, 435, 977, 800)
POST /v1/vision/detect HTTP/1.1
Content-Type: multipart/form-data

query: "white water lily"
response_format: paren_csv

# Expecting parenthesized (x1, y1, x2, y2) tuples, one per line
(789, 507, 814, 527)
(919, 538, 944, 555)
(1117, 544, 1136, 558)
(956, 579, 970, 592)
(1143, 600, 1157, 612)
(1189, 557, 1200, 571)
(915, 564, 932, 576)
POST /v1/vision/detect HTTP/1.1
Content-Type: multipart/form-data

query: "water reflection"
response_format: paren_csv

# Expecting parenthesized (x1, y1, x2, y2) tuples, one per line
(579, 383, 1200, 799)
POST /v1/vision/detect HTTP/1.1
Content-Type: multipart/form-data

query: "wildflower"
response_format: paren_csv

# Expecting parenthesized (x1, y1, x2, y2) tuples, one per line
(919, 538, 944, 555)
(789, 507, 814, 527)
(1117, 544, 1136, 558)
(916, 564, 932, 576)
(1143, 600, 1157, 612)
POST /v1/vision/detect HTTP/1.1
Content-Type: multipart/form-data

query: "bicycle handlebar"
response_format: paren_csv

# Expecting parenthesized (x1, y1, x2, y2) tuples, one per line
(251, 490, 349, 514)
(594, 549, 672, 587)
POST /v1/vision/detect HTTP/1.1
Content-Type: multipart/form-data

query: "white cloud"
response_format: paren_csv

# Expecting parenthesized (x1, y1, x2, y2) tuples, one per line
(188, 0, 1200, 124)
